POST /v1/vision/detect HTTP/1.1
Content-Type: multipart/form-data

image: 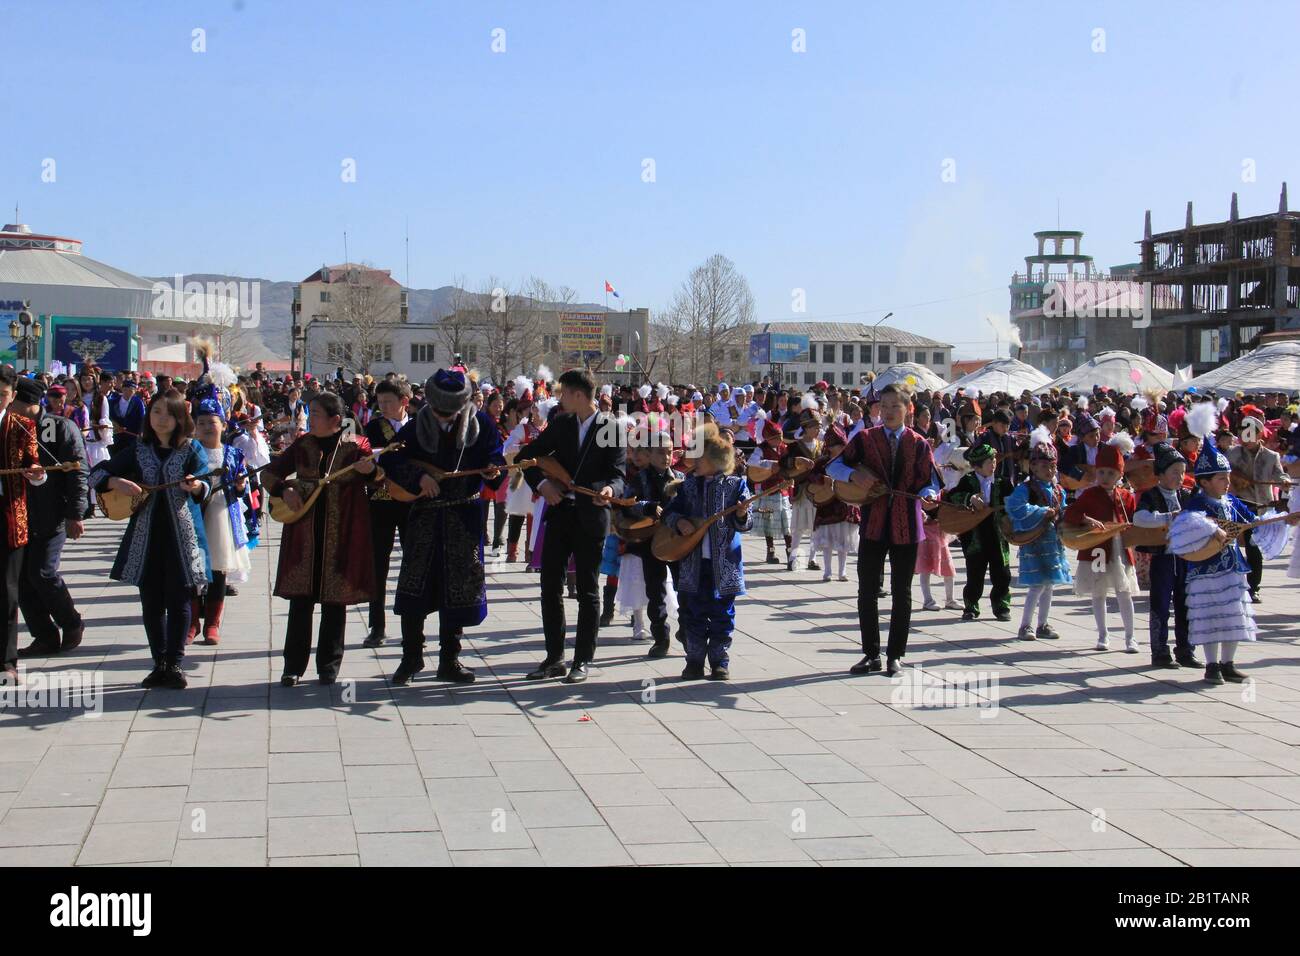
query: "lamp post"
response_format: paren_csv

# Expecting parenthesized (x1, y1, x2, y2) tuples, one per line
(869, 312, 893, 377)
(8, 301, 42, 374)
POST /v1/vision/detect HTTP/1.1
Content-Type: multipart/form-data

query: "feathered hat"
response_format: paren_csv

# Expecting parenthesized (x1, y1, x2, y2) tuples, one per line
(1028, 424, 1057, 462)
(1096, 432, 1131, 471)
(1188, 401, 1229, 477)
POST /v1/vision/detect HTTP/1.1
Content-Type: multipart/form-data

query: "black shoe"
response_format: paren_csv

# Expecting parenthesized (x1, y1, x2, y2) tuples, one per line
(961, 610, 978, 621)
(225, 584, 238, 596)
(362, 628, 386, 649)
(1152, 656, 1181, 669)
(849, 655, 882, 675)
(993, 611, 1011, 622)
(60, 623, 85, 652)
(807, 560, 821, 571)
(436, 660, 476, 684)
(1249, 592, 1262, 604)
(280, 674, 300, 687)
(681, 662, 706, 680)
(765, 551, 780, 565)
(526, 660, 567, 681)
(877, 588, 888, 598)
(647, 641, 670, 659)
(318, 674, 337, 686)
(1176, 653, 1203, 668)
(160, 664, 188, 689)
(563, 663, 589, 684)
(598, 609, 614, 627)
(18, 638, 61, 659)
(708, 666, 730, 681)
(1220, 662, 1246, 683)
(886, 658, 903, 677)
(392, 657, 426, 686)
(141, 666, 166, 689)
(1204, 663, 1226, 685)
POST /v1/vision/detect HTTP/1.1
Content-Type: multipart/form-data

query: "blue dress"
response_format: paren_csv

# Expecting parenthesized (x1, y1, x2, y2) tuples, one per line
(1168, 491, 1256, 646)
(1005, 479, 1072, 587)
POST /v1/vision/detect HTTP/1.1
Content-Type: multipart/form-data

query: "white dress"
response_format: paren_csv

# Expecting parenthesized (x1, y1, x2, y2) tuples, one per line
(615, 554, 680, 616)
(84, 397, 112, 467)
(1072, 535, 1139, 598)
(503, 422, 538, 517)
(201, 445, 252, 581)
(1288, 493, 1300, 580)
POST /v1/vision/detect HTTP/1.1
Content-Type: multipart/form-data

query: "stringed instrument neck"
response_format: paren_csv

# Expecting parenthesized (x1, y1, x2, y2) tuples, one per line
(0, 461, 81, 476)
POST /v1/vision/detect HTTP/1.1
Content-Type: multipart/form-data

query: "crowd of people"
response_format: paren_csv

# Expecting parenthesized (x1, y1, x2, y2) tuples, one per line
(5, 352, 1300, 692)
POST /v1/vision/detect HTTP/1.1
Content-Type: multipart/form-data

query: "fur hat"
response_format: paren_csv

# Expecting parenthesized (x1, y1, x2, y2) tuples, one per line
(425, 369, 472, 415)
(694, 423, 735, 473)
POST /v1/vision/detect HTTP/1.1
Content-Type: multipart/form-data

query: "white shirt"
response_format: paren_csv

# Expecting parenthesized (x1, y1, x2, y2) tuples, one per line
(978, 472, 993, 504)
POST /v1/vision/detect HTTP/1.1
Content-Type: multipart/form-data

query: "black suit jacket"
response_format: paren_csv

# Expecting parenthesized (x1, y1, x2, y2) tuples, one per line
(521, 411, 626, 537)
(29, 412, 91, 535)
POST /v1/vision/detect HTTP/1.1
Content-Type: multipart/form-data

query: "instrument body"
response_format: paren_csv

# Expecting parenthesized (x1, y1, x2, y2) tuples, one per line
(1060, 521, 1130, 552)
(97, 465, 222, 521)
(268, 441, 402, 524)
(534, 455, 637, 507)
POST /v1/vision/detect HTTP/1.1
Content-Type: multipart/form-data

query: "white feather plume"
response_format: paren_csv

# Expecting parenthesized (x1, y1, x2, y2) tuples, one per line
(655, 382, 668, 400)
(536, 365, 553, 384)
(1107, 432, 1134, 456)
(755, 408, 767, 421)
(1029, 424, 1053, 450)
(1130, 395, 1148, 412)
(1216, 397, 1230, 413)
(1097, 406, 1116, 419)
(209, 362, 237, 388)
(800, 392, 818, 411)
(665, 395, 679, 406)
(513, 375, 532, 397)
(1075, 395, 1089, 410)
(1187, 401, 1218, 439)
(599, 383, 613, 397)
(537, 397, 559, 418)
(638, 383, 652, 399)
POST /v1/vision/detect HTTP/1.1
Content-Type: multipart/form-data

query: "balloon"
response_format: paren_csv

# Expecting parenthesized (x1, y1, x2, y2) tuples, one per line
(905, 375, 917, 387)
(1129, 368, 1143, 384)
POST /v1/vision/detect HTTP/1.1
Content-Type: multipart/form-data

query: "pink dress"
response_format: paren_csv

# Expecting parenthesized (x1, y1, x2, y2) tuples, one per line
(917, 517, 955, 576)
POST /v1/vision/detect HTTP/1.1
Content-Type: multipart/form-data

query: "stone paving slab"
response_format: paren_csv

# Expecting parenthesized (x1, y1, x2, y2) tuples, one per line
(2, 518, 1299, 866)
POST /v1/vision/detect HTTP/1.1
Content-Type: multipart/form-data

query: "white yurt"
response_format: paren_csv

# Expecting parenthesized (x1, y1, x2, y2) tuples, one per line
(1182, 339, 1300, 394)
(870, 362, 949, 392)
(943, 358, 1051, 397)
(1045, 350, 1174, 393)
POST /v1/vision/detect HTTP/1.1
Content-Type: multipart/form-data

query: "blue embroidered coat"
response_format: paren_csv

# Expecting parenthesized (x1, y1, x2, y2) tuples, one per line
(1180, 491, 1254, 578)
(664, 473, 753, 598)
(91, 439, 213, 590)
(1005, 478, 1072, 586)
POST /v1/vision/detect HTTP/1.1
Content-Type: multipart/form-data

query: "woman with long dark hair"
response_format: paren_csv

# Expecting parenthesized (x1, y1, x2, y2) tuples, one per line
(90, 394, 213, 689)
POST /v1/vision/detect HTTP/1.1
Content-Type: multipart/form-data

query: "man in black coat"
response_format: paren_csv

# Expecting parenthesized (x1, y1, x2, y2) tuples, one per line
(14, 380, 89, 656)
(361, 380, 413, 648)
(520, 368, 626, 684)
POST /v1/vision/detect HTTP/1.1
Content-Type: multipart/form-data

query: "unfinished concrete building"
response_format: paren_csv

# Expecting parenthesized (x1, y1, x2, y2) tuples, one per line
(1136, 184, 1300, 375)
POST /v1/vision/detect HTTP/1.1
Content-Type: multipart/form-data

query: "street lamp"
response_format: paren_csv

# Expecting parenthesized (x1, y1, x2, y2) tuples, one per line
(869, 312, 893, 377)
(9, 302, 42, 374)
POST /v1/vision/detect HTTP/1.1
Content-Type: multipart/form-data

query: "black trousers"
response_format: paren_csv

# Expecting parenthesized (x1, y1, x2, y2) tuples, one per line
(399, 614, 462, 663)
(539, 503, 602, 664)
(285, 599, 346, 679)
(0, 508, 21, 669)
(367, 500, 407, 633)
(856, 537, 918, 660)
(962, 539, 1012, 615)
(18, 529, 80, 644)
(138, 532, 190, 668)
(1243, 529, 1263, 596)
(641, 552, 673, 644)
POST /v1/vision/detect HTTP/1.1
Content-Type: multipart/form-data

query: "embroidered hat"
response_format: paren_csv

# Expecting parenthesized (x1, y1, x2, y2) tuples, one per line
(964, 442, 997, 465)
(1153, 442, 1186, 475)
(1194, 436, 1230, 477)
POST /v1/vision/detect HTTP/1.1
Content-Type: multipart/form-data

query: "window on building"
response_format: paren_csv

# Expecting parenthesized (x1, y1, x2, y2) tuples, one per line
(841, 371, 853, 385)
(822, 371, 834, 383)
(878, 345, 890, 364)
(363, 344, 392, 366)
(464, 345, 478, 364)
(842, 344, 854, 364)
(808, 343, 817, 363)
(605, 335, 623, 355)
(320, 291, 331, 304)
(786, 371, 798, 384)
(326, 342, 352, 366)
(410, 343, 436, 364)
(823, 343, 835, 363)
(543, 334, 559, 353)
(803, 371, 815, 384)
(932, 351, 944, 366)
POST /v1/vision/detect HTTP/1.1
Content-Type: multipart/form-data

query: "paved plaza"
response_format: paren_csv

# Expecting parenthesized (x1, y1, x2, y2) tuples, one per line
(3, 519, 1300, 867)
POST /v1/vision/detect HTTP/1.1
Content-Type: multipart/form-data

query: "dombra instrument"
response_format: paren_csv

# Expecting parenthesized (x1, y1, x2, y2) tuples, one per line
(534, 455, 638, 508)
(1059, 466, 1096, 492)
(1181, 509, 1297, 562)
(651, 481, 791, 563)
(746, 461, 778, 483)
(384, 458, 536, 504)
(268, 441, 404, 524)
(1229, 469, 1295, 496)
(98, 466, 224, 521)
(1059, 521, 1134, 552)
(612, 510, 659, 543)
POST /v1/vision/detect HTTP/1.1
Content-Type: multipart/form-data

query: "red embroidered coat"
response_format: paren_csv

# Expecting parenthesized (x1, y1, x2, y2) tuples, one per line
(1063, 485, 1137, 564)
(262, 432, 377, 604)
(838, 425, 935, 545)
(1, 411, 40, 548)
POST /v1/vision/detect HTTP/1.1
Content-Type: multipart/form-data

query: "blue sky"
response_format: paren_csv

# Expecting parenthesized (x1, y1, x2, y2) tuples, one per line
(3, 0, 1297, 357)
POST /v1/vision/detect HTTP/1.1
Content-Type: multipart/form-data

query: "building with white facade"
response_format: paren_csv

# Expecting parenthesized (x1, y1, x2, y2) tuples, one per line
(748, 321, 954, 387)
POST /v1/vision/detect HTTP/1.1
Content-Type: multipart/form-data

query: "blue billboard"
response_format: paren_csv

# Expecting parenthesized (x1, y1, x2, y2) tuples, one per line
(54, 321, 133, 371)
(749, 332, 810, 365)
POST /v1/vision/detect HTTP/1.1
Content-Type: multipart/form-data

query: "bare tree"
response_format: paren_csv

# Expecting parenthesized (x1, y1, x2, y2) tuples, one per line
(437, 273, 483, 366)
(309, 264, 400, 375)
(194, 283, 264, 370)
(664, 253, 755, 385)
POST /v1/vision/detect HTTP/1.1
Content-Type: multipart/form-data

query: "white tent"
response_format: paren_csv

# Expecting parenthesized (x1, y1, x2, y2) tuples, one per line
(1181, 340, 1300, 394)
(871, 362, 949, 392)
(1045, 350, 1174, 393)
(943, 358, 1051, 397)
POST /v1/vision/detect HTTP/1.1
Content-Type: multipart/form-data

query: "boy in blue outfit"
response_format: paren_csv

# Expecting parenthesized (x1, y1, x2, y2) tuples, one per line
(664, 424, 751, 681)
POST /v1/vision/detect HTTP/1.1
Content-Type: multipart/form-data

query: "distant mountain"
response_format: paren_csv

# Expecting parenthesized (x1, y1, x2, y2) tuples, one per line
(148, 274, 616, 360)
